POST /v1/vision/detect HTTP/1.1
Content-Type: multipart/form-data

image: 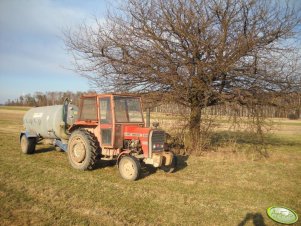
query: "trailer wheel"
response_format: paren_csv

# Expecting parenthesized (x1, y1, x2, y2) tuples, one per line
(160, 153, 177, 173)
(118, 155, 141, 181)
(67, 129, 100, 170)
(20, 135, 35, 154)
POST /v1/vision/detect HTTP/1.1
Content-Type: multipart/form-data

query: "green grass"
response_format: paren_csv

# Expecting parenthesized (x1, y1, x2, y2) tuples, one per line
(0, 109, 300, 225)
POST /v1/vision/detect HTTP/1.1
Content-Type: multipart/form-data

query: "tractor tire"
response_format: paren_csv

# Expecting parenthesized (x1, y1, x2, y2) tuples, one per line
(118, 155, 141, 181)
(20, 135, 36, 154)
(67, 129, 100, 170)
(160, 152, 177, 173)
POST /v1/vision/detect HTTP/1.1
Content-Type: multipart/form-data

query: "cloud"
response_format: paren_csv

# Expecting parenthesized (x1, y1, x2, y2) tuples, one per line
(0, 0, 97, 75)
(0, 0, 87, 36)
(0, 0, 103, 103)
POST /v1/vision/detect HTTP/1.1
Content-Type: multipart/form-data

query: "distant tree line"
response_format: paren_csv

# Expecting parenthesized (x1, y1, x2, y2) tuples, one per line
(149, 92, 301, 119)
(5, 91, 96, 107)
(6, 90, 300, 119)
(152, 102, 301, 119)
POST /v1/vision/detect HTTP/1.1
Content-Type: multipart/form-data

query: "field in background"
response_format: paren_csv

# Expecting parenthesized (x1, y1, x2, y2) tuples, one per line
(0, 106, 31, 111)
(150, 111, 301, 154)
(0, 106, 300, 225)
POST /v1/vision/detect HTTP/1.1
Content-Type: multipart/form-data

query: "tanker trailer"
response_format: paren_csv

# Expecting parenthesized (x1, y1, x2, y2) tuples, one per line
(20, 99, 78, 154)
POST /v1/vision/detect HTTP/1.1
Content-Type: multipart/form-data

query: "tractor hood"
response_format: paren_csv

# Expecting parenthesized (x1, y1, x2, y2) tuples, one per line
(123, 126, 151, 139)
(123, 125, 165, 158)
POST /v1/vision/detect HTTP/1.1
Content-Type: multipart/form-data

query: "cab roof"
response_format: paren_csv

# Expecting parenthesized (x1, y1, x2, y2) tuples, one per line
(81, 93, 141, 98)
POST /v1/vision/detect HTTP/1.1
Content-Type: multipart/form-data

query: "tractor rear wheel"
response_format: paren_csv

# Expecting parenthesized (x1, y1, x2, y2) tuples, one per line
(118, 155, 141, 181)
(20, 135, 36, 154)
(67, 129, 100, 170)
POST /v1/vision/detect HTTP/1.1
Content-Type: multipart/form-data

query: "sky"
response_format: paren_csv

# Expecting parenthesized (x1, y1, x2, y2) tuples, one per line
(0, 0, 112, 104)
(0, 0, 300, 104)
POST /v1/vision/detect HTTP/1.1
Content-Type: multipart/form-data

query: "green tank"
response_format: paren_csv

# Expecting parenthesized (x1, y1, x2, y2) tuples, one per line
(23, 104, 78, 140)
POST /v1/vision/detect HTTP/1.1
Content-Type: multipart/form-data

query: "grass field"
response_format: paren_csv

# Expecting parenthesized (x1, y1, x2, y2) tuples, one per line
(0, 107, 300, 225)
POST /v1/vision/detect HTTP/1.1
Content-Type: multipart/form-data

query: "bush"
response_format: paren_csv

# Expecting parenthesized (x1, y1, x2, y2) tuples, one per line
(287, 113, 299, 120)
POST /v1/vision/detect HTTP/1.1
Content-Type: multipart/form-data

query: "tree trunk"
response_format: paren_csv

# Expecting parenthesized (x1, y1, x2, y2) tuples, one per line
(188, 105, 202, 152)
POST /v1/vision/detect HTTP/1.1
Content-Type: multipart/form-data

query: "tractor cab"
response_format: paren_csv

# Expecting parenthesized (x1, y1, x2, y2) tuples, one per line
(74, 94, 145, 148)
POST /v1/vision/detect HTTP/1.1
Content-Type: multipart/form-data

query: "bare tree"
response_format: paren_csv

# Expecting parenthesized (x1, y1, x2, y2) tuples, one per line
(65, 0, 301, 151)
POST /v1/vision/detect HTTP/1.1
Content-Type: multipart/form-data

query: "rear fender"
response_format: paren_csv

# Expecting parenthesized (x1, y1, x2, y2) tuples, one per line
(68, 124, 80, 133)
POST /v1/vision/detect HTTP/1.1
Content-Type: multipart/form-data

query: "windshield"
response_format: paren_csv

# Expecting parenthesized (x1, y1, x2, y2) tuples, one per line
(114, 97, 143, 123)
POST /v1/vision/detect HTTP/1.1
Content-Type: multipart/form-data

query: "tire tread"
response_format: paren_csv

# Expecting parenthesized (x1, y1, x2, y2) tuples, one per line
(68, 129, 100, 170)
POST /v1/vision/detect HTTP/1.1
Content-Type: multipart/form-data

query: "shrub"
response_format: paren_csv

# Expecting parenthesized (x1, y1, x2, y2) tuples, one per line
(287, 113, 299, 120)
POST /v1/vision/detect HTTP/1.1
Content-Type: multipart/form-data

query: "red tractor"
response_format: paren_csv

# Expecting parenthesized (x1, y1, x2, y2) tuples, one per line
(21, 94, 177, 180)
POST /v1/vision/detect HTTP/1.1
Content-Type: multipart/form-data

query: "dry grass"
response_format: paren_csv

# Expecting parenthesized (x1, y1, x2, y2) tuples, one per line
(0, 108, 300, 225)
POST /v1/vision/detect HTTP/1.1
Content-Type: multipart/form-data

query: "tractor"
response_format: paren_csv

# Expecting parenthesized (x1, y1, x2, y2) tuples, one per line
(20, 94, 177, 180)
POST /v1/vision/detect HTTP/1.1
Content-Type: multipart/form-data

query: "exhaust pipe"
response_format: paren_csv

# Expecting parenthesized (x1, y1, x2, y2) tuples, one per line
(146, 108, 150, 127)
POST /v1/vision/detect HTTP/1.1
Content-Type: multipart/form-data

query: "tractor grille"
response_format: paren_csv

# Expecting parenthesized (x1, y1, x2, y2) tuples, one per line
(151, 130, 165, 151)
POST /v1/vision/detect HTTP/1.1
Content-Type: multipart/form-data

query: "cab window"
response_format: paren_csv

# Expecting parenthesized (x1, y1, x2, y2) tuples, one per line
(80, 97, 97, 121)
(99, 98, 112, 124)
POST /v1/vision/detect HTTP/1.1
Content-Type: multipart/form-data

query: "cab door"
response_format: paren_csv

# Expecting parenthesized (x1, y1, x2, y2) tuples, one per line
(99, 97, 113, 147)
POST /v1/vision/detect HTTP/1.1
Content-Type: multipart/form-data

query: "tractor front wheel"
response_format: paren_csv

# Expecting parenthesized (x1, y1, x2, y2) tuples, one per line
(20, 135, 36, 154)
(118, 156, 141, 181)
(67, 129, 100, 170)
(160, 153, 177, 173)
